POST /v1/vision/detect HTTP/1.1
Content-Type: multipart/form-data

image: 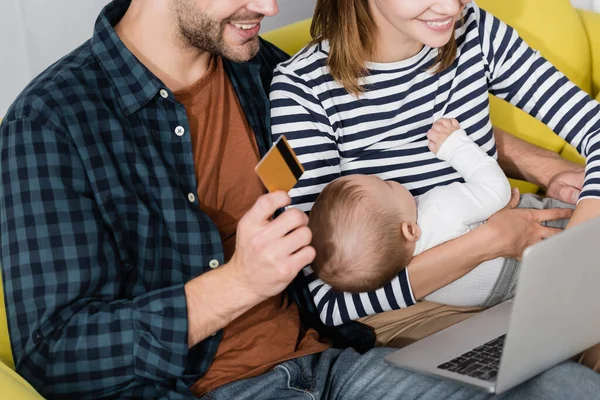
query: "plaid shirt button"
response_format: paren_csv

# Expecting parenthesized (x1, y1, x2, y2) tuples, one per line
(160, 89, 169, 99)
(175, 126, 185, 136)
(209, 259, 220, 269)
(187, 193, 196, 203)
(33, 330, 43, 345)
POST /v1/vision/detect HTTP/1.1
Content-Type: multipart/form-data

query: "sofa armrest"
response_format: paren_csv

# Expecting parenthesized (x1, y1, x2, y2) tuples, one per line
(0, 362, 44, 399)
(579, 9, 600, 99)
(0, 265, 14, 369)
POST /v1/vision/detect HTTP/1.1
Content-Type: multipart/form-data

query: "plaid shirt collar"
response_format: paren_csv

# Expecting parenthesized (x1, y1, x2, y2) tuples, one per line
(91, 0, 164, 116)
(90, 0, 272, 153)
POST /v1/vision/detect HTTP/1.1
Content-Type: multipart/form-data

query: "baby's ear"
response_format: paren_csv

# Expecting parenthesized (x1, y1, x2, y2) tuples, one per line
(401, 221, 421, 242)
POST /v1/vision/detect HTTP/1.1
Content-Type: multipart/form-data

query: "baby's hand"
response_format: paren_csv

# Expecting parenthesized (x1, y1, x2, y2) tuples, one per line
(427, 118, 460, 154)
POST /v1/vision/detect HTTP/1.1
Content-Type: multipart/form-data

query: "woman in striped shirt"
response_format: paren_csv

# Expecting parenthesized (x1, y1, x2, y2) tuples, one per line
(269, 0, 600, 348)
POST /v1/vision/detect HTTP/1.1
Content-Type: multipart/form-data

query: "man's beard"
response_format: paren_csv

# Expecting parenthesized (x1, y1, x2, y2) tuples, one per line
(173, 0, 261, 63)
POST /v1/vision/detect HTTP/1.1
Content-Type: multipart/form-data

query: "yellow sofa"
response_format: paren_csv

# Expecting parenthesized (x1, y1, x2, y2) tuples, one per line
(2, 1, 600, 398)
(0, 269, 43, 398)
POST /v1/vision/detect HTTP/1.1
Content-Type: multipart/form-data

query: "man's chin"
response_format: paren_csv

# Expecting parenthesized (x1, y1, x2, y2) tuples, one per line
(221, 37, 260, 63)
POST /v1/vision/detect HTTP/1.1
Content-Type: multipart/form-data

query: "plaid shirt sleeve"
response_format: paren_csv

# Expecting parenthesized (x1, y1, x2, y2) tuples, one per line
(0, 113, 195, 398)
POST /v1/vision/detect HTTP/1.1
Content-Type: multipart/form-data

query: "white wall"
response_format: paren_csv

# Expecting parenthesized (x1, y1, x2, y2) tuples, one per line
(572, 0, 600, 12)
(263, 1, 316, 32)
(0, 0, 316, 116)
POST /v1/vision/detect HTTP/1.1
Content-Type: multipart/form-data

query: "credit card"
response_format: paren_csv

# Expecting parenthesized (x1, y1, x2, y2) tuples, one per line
(255, 135, 304, 193)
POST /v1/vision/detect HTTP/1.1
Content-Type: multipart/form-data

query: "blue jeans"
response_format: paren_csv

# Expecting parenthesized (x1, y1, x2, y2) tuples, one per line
(200, 348, 600, 399)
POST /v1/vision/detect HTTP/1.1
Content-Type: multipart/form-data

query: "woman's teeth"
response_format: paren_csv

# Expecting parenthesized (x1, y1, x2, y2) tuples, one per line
(426, 19, 452, 27)
(232, 23, 258, 30)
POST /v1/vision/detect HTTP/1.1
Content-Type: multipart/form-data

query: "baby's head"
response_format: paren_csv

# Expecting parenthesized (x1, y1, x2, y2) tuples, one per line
(308, 175, 420, 293)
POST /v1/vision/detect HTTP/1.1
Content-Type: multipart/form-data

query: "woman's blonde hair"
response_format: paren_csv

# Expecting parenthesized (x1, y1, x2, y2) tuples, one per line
(310, 0, 459, 95)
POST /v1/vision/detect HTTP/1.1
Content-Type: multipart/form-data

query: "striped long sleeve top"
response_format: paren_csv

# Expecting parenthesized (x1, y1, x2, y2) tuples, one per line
(270, 1, 600, 327)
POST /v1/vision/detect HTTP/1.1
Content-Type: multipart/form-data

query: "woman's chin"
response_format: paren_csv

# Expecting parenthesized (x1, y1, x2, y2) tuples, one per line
(424, 34, 454, 50)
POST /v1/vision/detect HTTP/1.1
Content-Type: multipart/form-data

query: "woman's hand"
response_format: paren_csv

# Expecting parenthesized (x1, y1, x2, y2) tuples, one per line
(485, 189, 573, 260)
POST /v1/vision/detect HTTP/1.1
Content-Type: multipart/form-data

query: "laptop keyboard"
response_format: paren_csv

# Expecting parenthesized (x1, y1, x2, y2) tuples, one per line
(437, 334, 506, 381)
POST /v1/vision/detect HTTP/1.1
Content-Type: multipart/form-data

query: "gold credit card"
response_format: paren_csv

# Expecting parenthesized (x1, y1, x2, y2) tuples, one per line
(255, 135, 304, 193)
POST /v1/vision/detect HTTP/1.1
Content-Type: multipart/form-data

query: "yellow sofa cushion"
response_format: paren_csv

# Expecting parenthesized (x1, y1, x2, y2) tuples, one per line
(0, 362, 43, 399)
(0, 267, 14, 369)
(261, 19, 312, 56)
(579, 9, 600, 99)
(0, 118, 12, 370)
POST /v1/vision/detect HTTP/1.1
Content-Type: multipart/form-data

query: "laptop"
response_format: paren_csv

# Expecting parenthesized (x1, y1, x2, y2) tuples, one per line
(384, 216, 600, 394)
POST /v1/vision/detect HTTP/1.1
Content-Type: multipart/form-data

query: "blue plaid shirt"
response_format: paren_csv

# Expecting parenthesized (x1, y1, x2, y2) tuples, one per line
(0, 0, 373, 398)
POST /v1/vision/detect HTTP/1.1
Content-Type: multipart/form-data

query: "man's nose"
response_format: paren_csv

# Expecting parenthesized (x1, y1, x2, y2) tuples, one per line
(247, 0, 279, 18)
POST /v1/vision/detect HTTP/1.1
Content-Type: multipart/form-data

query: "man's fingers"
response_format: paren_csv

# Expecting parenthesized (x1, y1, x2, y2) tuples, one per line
(244, 191, 291, 226)
(287, 246, 316, 273)
(262, 208, 309, 243)
(538, 226, 565, 240)
(534, 207, 574, 223)
(277, 226, 313, 256)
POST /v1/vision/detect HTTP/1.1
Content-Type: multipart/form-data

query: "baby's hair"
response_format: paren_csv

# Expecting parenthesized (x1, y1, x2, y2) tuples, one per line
(308, 177, 413, 293)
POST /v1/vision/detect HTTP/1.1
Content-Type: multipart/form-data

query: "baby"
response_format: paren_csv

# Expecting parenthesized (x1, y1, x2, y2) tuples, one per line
(308, 118, 513, 297)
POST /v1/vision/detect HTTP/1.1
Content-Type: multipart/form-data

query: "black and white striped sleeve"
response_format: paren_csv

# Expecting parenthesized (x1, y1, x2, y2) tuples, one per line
(476, 2, 600, 200)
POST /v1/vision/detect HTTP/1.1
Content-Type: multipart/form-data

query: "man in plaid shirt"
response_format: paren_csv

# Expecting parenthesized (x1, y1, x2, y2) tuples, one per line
(1, 0, 599, 399)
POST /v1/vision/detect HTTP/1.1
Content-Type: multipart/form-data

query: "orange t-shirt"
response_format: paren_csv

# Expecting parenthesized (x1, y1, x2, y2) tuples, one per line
(174, 56, 330, 397)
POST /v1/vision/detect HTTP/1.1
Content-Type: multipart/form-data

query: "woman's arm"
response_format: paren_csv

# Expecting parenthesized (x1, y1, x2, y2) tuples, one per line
(410, 188, 574, 299)
(407, 218, 497, 300)
(567, 199, 600, 228)
(475, 4, 600, 218)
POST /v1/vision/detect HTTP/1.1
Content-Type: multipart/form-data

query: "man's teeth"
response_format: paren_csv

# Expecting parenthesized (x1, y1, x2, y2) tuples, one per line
(426, 19, 452, 27)
(232, 23, 258, 30)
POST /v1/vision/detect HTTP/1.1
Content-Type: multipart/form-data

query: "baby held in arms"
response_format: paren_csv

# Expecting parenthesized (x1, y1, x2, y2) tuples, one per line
(309, 119, 520, 306)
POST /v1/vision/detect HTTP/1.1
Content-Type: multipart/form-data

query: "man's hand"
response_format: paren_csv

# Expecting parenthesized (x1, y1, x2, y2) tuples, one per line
(185, 191, 314, 347)
(228, 191, 315, 304)
(427, 118, 460, 154)
(546, 167, 584, 205)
